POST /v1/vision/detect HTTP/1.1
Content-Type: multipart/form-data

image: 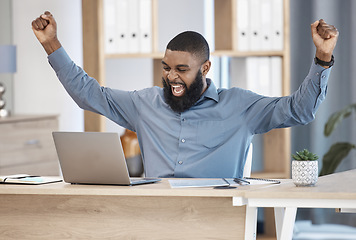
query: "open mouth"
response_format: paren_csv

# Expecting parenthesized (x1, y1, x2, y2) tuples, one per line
(171, 83, 186, 97)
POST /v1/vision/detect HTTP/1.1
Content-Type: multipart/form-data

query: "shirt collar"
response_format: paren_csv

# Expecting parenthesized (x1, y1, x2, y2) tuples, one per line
(200, 78, 219, 103)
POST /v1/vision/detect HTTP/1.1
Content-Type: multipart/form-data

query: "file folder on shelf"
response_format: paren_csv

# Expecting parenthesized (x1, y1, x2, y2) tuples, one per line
(233, 57, 282, 98)
(245, 57, 271, 96)
(139, 0, 152, 53)
(260, 0, 273, 51)
(236, 0, 249, 51)
(270, 56, 282, 97)
(116, 0, 129, 53)
(249, 0, 262, 51)
(236, 0, 284, 52)
(230, 58, 247, 89)
(246, 57, 260, 93)
(257, 57, 271, 96)
(128, 0, 140, 53)
(271, 0, 284, 50)
(104, 0, 118, 54)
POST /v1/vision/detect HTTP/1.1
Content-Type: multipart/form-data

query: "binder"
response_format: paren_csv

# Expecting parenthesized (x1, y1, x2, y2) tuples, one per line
(127, 0, 140, 53)
(257, 57, 271, 96)
(271, 0, 284, 50)
(246, 57, 260, 93)
(103, 0, 118, 54)
(230, 57, 247, 89)
(249, 0, 262, 51)
(116, 0, 129, 53)
(139, 0, 152, 53)
(270, 56, 282, 97)
(237, 0, 249, 51)
(260, 0, 273, 51)
(246, 57, 274, 96)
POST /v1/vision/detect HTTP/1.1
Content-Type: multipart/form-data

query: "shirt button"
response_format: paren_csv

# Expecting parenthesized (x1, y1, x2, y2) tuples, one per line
(181, 139, 186, 143)
(316, 72, 320, 76)
(178, 161, 183, 165)
(322, 75, 326, 78)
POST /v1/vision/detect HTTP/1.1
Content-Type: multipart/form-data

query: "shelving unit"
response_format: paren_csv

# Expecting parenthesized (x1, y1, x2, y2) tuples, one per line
(82, 0, 290, 238)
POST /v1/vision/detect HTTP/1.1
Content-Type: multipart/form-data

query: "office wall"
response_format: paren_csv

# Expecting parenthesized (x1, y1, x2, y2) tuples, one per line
(11, 0, 84, 131)
(0, 0, 13, 114)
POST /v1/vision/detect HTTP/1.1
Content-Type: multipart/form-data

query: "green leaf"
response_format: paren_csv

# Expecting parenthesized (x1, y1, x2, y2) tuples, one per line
(292, 149, 319, 161)
(324, 104, 356, 137)
(319, 142, 356, 176)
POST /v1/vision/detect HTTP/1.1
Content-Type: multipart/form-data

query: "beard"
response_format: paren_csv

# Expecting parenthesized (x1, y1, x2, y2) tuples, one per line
(162, 70, 204, 113)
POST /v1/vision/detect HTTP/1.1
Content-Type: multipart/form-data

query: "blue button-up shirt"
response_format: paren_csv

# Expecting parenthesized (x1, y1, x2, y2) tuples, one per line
(49, 47, 331, 178)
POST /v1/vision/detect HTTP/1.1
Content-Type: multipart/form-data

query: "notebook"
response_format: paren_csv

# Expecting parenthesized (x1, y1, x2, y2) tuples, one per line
(0, 174, 62, 185)
(52, 132, 161, 186)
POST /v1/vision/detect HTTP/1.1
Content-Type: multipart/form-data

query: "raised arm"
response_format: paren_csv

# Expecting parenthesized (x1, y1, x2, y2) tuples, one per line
(246, 19, 339, 134)
(31, 11, 140, 131)
(32, 11, 62, 55)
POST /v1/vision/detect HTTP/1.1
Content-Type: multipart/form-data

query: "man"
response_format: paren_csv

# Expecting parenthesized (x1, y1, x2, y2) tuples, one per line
(32, 12, 338, 178)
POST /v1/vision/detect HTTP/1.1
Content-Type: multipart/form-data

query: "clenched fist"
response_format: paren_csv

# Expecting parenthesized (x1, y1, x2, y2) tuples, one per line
(311, 19, 339, 63)
(32, 11, 61, 55)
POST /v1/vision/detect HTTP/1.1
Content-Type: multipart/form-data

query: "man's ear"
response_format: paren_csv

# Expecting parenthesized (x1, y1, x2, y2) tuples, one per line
(201, 60, 211, 76)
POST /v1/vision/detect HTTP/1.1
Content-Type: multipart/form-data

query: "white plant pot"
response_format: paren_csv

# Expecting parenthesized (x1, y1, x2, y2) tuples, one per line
(292, 160, 318, 187)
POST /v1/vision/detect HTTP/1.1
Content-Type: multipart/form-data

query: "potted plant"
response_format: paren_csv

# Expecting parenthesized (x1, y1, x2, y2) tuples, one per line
(292, 149, 319, 187)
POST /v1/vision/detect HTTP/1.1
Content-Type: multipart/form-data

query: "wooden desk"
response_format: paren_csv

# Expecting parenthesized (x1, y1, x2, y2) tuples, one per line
(6, 171, 353, 240)
(0, 179, 270, 240)
(245, 169, 356, 240)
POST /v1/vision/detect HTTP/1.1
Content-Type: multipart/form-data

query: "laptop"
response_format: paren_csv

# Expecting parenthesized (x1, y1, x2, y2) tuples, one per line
(52, 132, 161, 186)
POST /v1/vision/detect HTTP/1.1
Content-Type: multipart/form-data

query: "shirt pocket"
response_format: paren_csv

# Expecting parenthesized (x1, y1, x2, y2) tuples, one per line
(197, 121, 226, 148)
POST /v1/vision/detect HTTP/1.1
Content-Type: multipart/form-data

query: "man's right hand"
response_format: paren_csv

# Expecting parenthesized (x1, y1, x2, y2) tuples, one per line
(32, 11, 61, 55)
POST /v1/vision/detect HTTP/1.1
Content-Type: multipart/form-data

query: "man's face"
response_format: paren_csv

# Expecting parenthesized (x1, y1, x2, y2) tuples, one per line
(161, 50, 209, 113)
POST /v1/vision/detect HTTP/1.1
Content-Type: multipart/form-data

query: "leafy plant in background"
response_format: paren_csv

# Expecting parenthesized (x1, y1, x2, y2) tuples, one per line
(320, 103, 356, 176)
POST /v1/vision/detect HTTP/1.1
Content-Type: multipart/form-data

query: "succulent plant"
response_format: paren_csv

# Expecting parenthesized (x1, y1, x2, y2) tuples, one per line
(292, 149, 319, 161)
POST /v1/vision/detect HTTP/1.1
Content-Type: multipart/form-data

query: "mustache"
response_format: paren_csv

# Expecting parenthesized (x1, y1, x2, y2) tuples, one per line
(163, 77, 186, 87)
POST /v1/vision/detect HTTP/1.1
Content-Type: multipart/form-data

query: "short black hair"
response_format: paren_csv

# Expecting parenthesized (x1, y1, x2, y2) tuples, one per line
(166, 31, 210, 63)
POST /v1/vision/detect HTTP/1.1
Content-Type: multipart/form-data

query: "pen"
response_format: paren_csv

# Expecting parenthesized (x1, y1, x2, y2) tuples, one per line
(233, 178, 250, 185)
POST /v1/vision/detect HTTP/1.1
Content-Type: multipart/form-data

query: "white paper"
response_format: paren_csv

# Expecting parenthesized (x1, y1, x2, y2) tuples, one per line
(169, 179, 229, 188)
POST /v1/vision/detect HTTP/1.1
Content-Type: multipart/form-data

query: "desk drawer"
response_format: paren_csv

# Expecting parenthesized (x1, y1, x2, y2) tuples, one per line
(0, 116, 59, 175)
